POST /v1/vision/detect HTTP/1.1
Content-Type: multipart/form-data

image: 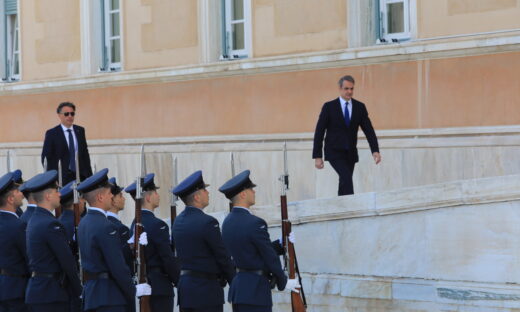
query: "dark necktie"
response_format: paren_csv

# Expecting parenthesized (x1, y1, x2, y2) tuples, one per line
(344, 102, 350, 127)
(67, 129, 76, 172)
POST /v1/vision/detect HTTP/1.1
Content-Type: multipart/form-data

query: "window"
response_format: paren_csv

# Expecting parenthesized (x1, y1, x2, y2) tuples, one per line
(222, 0, 251, 59)
(379, 0, 411, 42)
(100, 0, 121, 71)
(3, 0, 19, 81)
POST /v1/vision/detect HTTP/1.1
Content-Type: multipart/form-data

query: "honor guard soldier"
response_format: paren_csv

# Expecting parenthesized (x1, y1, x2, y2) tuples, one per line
(11, 170, 25, 217)
(19, 173, 38, 224)
(125, 173, 180, 312)
(220, 170, 300, 312)
(77, 169, 151, 312)
(0, 172, 30, 312)
(57, 180, 85, 312)
(25, 170, 83, 312)
(172, 171, 235, 312)
(106, 177, 135, 312)
(58, 180, 86, 243)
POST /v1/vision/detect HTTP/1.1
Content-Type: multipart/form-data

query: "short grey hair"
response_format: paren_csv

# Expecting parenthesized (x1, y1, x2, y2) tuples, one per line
(338, 75, 355, 87)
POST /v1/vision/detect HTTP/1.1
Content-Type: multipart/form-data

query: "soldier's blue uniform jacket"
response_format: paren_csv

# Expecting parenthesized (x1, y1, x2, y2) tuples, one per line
(125, 175, 179, 302)
(220, 170, 288, 310)
(172, 171, 235, 310)
(19, 204, 36, 224)
(25, 171, 83, 308)
(77, 169, 136, 311)
(0, 172, 30, 309)
(57, 181, 76, 243)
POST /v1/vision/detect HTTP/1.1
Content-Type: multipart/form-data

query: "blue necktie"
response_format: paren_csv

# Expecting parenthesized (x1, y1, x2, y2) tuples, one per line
(67, 129, 76, 172)
(344, 102, 350, 127)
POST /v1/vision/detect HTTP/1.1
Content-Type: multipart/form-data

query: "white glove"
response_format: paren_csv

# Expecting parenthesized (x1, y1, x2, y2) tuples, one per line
(139, 232, 148, 246)
(127, 232, 148, 246)
(288, 232, 295, 244)
(284, 278, 301, 293)
(136, 283, 152, 297)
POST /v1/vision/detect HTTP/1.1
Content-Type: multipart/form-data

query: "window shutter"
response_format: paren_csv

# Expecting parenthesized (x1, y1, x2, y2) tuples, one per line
(5, 0, 17, 15)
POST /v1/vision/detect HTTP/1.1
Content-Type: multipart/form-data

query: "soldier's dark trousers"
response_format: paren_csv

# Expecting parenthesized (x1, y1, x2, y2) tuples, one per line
(0, 299, 29, 312)
(180, 305, 223, 312)
(29, 302, 68, 312)
(232, 304, 271, 312)
(85, 305, 127, 312)
(150, 295, 173, 312)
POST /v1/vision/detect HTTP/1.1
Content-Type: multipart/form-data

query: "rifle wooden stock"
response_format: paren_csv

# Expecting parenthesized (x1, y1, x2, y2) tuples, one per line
(134, 197, 151, 312)
(170, 204, 177, 229)
(281, 194, 306, 312)
(72, 202, 82, 282)
(55, 205, 62, 218)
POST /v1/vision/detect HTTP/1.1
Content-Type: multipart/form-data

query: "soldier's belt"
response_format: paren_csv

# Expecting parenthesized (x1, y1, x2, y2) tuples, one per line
(180, 270, 220, 280)
(0, 268, 29, 278)
(236, 268, 268, 276)
(83, 271, 110, 282)
(31, 271, 62, 279)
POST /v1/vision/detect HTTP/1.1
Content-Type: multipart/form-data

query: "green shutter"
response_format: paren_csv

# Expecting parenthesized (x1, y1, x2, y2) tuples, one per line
(5, 0, 17, 15)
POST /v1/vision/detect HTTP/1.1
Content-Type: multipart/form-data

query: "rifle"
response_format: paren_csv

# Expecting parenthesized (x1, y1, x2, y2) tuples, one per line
(279, 142, 307, 312)
(229, 152, 235, 212)
(134, 145, 151, 312)
(170, 156, 178, 236)
(55, 160, 63, 218)
(72, 152, 82, 281)
(43, 157, 48, 172)
(6, 149, 11, 172)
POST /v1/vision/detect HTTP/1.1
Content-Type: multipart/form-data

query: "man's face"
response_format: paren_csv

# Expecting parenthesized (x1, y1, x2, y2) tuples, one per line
(99, 187, 114, 210)
(147, 190, 160, 209)
(111, 193, 125, 211)
(10, 188, 24, 208)
(58, 106, 75, 128)
(339, 80, 354, 101)
(48, 187, 61, 210)
(197, 188, 209, 208)
(246, 188, 256, 206)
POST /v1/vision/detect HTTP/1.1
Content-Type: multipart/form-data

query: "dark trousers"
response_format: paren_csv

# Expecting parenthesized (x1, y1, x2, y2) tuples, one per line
(85, 305, 127, 312)
(0, 299, 29, 312)
(150, 295, 173, 312)
(232, 304, 271, 312)
(329, 157, 356, 196)
(69, 295, 82, 312)
(181, 305, 222, 312)
(29, 302, 68, 312)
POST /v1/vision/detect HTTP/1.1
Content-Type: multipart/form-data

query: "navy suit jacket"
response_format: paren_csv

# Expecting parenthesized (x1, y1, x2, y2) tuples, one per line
(25, 207, 82, 304)
(78, 209, 135, 310)
(222, 208, 287, 307)
(0, 211, 29, 301)
(41, 124, 93, 181)
(172, 206, 235, 308)
(313, 98, 379, 162)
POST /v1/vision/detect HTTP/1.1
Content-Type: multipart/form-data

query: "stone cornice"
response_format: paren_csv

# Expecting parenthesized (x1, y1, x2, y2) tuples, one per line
(1, 32, 520, 95)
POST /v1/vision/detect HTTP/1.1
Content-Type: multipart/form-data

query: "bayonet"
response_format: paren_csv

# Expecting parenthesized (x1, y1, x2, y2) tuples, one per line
(6, 150, 11, 172)
(43, 157, 48, 172)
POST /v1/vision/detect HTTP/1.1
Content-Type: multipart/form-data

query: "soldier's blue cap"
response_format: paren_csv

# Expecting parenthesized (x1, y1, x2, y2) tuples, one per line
(109, 177, 124, 195)
(77, 168, 110, 194)
(0, 172, 16, 195)
(124, 173, 159, 197)
(172, 170, 209, 198)
(218, 170, 257, 199)
(59, 180, 75, 204)
(11, 169, 23, 184)
(22, 170, 59, 193)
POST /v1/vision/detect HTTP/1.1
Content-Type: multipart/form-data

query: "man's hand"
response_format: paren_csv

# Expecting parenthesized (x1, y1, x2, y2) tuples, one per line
(372, 152, 381, 165)
(314, 158, 324, 169)
(284, 279, 301, 293)
(136, 283, 152, 297)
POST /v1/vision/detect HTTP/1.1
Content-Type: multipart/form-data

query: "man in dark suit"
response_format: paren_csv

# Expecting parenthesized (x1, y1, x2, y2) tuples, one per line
(313, 75, 381, 196)
(41, 102, 93, 185)
(172, 171, 235, 312)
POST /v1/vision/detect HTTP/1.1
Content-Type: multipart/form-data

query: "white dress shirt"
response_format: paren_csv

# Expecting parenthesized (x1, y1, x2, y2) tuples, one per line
(61, 124, 78, 152)
(339, 97, 352, 120)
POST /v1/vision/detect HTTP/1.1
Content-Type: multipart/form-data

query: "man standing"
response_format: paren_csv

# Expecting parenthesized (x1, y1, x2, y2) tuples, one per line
(313, 75, 381, 196)
(24, 170, 83, 312)
(0, 172, 30, 312)
(41, 102, 93, 185)
(77, 169, 151, 312)
(125, 173, 179, 312)
(220, 170, 300, 312)
(172, 171, 235, 312)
